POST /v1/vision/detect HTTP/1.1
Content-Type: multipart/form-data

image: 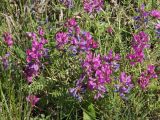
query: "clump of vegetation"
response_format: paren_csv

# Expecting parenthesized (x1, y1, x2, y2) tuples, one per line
(0, 0, 159, 119)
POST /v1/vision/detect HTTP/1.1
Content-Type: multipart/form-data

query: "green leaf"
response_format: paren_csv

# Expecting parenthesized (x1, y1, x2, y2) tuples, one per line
(13, 47, 25, 60)
(83, 103, 96, 120)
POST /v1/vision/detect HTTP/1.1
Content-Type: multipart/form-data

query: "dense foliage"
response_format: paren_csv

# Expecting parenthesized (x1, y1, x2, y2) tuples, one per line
(0, 0, 159, 120)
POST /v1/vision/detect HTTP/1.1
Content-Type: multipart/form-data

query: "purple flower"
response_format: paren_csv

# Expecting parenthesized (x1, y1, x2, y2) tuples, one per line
(2, 32, 13, 47)
(115, 72, 134, 99)
(112, 62, 120, 72)
(24, 28, 48, 83)
(69, 75, 86, 102)
(26, 32, 37, 40)
(26, 95, 40, 107)
(65, 18, 77, 28)
(155, 23, 160, 38)
(55, 18, 98, 54)
(103, 50, 120, 72)
(92, 54, 101, 69)
(24, 62, 39, 83)
(26, 30, 48, 63)
(0, 53, 10, 70)
(83, 0, 104, 14)
(82, 52, 113, 99)
(69, 46, 78, 55)
(150, 10, 160, 19)
(138, 65, 157, 89)
(106, 26, 113, 35)
(120, 72, 132, 85)
(38, 27, 45, 36)
(155, 23, 160, 29)
(127, 31, 149, 65)
(55, 32, 68, 49)
(133, 4, 149, 29)
(59, 0, 74, 8)
(104, 50, 121, 62)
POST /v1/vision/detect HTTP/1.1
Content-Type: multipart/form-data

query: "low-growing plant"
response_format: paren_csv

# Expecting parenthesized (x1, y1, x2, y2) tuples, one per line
(0, 0, 159, 120)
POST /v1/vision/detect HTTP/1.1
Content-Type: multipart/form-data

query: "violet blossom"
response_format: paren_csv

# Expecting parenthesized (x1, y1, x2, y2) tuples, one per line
(83, 0, 104, 14)
(106, 26, 113, 35)
(0, 53, 10, 70)
(127, 31, 149, 65)
(69, 75, 86, 102)
(59, 0, 74, 8)
(103, 49, 120, 72)
(138, 65, 157, 89)
(155, 23, 160, 38)
(70, 50, 120, 100)
(55, 32, 68, 49)
(133, 4, 149, 29)
(24, 27, 48, 83)
(24, 62, 39, 83)
(2, 32, 13, 47)
(55, 18, 98, 55)
(82, 52, 115, 99)
(150, 10, 160, 19)
(26, 95, 40, 107)
(115, 72, 134, 99)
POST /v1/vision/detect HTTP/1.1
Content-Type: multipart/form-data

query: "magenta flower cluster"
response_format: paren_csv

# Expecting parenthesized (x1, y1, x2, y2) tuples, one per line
(127, 31, 149, 65)
(80, 50, 120, 99)
(0, 33, 13, 70)
(83, 0, 104, 13)
(82, 52, 111, 99)
(138, 65, 157, 89)
(26, 95, 40, 107)
(24, 27, 48, 83)
(150, 10, 160, 19)
(55, 18, 98, 55)
(2, 32, 14, 47)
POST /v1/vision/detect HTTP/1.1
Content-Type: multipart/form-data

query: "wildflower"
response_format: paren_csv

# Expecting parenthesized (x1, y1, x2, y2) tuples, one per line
(24, 28, 48, 83)
(38, 27, 45, 36)
(138, 65, 157, 89)
(106, 26, 113, 35)
(24, 62, 39, 83)
(55, 18, 98, 54)
(69, 46, 78, 55)
(26, 95, 40, 107)
(83, 0, 104, 14)
(155, 23, 160, 29)
(59, 0, 74, 8)
(69, 75, 86, 102)
(0, 53, 10, 70)
(150, 10, 160, 19)
(104, 50, 120, 71)
(2, 32, 13, 47)
(26, 30, 48, 63)
(133, 4, 149, 29)
(115, 72, 134, 99)
(120, 72, 132, 85)
(55, 32, 68, 49)
(80, 50, 120, 99)
(127, 31, 149, 65)
(155, 23, 160, 38)
(112, 62, 120, 72)
(65, 18, 78, 28)
(26, 32, 37, 40)
(82, 52, 113, 99)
